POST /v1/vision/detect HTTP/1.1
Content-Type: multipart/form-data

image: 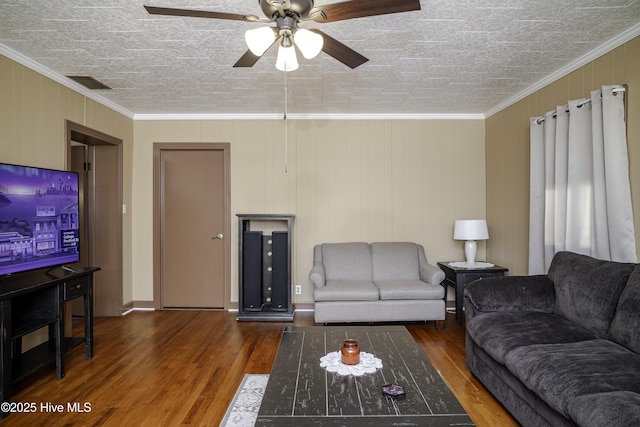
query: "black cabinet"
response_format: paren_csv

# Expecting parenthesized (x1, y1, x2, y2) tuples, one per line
(237, 214, 294, 321)
(1, 267, 99, 416)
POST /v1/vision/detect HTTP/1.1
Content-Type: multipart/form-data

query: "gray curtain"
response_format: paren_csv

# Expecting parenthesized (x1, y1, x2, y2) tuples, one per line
(529, 85, 637, 274)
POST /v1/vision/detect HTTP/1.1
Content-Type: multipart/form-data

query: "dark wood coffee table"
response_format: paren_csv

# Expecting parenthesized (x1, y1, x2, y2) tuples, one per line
(256, 325, 474, 426)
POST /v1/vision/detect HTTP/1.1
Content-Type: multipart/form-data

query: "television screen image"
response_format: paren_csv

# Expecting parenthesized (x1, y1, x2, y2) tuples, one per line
(0, 163, 80, 276)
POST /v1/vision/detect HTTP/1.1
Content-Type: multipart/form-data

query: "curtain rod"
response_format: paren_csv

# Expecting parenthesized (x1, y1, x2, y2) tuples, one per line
(534, 86, 626, 125)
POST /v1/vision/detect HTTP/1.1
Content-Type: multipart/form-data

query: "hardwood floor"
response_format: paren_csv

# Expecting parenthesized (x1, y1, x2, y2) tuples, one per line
(4, 310, 518, 426)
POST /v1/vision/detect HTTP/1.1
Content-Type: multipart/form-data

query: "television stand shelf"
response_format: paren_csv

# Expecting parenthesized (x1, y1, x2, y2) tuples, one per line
(0, 266, 100, 417)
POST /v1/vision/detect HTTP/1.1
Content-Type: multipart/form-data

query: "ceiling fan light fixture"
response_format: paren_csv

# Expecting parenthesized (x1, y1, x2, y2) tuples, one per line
(146, 0, 418, 70)
(276, 43, 299, 72)
(245, 26, 276, 56)
(294, 28, 323, 59)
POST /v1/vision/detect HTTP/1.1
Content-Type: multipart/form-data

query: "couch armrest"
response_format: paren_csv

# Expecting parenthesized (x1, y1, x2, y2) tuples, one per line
(463, 275, 555, 322)
(417, 245, 445, 285)
(309, 263, 326, 288)
(420, 262, 445, 285)
(309, 244, 326, 288)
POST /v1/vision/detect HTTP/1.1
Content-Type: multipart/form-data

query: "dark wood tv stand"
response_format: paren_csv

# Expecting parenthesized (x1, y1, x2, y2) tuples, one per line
(0, 266, 100, 416)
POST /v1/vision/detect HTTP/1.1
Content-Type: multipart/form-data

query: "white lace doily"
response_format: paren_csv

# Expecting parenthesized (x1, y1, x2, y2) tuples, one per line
(448, 261, 495, 268)
(319, 351, 383, 376)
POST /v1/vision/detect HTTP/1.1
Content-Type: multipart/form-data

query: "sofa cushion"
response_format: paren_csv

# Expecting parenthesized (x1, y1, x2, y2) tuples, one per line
(375, 280, 445, 300)
(464, 275, 556, 313)
(466, 311, 596, 364)
(313, 280, 379, 301)
(609, 265, 640, 354)
(370, 242, 420, 282)
(504, 339, 640, 420)
(548, 251, 636, 337)
(569, 391, 640, 427)
(322, 242, 373, 282)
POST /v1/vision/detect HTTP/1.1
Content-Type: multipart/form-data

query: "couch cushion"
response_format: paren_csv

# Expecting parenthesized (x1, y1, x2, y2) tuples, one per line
(370, 242, 420, 282)
(504, 339, 640, 420)
(548, 251, 636, 337)
(464, 275, 556, 313)
(322, 242, 373, 282)
(569, 391, 640, 427)
(609, 265, 640, 353)
(466, 311, 596, 364)
(313, 280, 379, 301)
(375, 280, 445, 300)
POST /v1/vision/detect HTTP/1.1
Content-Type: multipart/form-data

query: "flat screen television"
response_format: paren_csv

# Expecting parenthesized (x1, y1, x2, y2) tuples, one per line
(0, 162, 80, 276)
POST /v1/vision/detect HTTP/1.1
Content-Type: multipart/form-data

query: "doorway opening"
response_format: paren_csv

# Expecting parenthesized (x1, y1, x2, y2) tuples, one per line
(66, 120, 123, 317)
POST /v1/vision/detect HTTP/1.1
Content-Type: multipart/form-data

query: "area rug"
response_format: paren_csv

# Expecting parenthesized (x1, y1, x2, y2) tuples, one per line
(220, 374, 269, 427)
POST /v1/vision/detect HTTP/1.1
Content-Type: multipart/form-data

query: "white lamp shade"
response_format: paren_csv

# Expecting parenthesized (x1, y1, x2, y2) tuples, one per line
(276, 44, 299, 71)
(453, 220, 489, 240)
(245, 26, 276, 56)
(294, 28, 323, 59)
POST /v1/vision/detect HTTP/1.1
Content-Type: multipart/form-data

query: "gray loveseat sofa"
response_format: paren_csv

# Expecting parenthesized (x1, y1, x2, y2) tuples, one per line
(310, 242, 446, 324)
(464, 251, 640, 427)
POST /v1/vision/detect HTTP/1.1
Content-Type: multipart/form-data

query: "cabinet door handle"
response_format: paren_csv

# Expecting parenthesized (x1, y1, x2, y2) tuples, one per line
(212, 233, 224, 239)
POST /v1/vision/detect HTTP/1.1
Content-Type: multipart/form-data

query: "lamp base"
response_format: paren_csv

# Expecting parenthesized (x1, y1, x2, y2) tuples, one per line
(464, 240, 477, 265)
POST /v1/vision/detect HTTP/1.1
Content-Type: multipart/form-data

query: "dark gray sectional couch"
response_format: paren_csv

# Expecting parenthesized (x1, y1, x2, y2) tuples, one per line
(464, 251, 640, 427)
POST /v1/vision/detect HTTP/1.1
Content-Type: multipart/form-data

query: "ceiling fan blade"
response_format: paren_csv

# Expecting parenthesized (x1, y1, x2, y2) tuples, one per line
(311, 0, 421, 23)
(233, 50, 262, 68)
(233, 35, 281, 68)
(310, 30, 368, 69)
(144, 5, 260, 22)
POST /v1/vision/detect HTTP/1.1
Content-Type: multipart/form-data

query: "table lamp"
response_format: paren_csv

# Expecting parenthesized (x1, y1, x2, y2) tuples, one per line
(454, 220, 489, 265)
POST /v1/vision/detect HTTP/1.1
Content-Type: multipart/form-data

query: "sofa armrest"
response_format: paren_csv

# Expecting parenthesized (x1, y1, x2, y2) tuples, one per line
(309, 263, 326, 288)
(309, 244, 326, 288)
(417, 245, 445, 285)
(420, 262, 445, 285)
(463, 275, 555, 321)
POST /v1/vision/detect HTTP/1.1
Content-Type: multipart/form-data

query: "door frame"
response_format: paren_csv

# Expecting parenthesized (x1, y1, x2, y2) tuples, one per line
(153, 143, 231, 310)
(65, 120, 123, 316)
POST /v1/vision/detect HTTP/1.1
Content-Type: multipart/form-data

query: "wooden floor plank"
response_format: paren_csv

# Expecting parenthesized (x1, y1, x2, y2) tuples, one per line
(2, 310, 517, 426)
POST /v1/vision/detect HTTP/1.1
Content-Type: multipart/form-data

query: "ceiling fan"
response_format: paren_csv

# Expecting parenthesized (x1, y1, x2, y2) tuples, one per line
(144, 0, 421, 71)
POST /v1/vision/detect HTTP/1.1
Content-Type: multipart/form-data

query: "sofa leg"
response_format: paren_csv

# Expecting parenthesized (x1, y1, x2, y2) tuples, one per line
(435, 320, 445, 330)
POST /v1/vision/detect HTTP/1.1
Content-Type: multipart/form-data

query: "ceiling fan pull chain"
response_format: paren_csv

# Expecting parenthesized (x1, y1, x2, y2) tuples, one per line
(284, 71, 288, 173)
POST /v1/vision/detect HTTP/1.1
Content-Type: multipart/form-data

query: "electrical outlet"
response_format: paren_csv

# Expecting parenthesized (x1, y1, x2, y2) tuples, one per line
(295, 285, 302, 295)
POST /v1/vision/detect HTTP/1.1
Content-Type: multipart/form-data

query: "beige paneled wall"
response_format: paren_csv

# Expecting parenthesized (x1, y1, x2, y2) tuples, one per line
(0, 54, 135, 305)
(133, 119, 485, 304)
(486, 35, 640, 275)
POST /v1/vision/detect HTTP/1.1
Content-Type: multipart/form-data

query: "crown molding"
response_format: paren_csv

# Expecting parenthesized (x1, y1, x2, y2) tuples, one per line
(1, 44, 135, 119)
(484, 22, 640, 118)
(133, 113, 485, 121)
(288, 113, 485, 120)
(133, 113, 283, 121)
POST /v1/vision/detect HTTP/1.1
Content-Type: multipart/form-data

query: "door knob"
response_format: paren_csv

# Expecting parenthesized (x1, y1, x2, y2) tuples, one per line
(212, 233, 224, 239)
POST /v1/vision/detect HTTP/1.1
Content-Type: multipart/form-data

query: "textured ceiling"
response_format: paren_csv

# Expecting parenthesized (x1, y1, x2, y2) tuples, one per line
(1, 0, 640, 118)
